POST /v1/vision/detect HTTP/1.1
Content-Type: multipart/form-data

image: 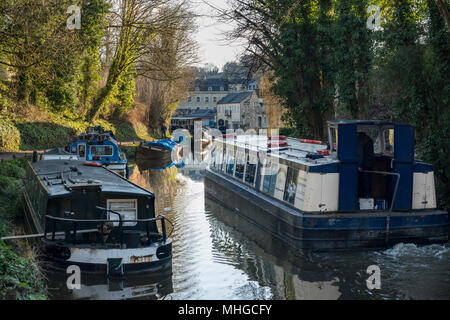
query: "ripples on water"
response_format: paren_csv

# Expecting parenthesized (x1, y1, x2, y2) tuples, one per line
(46, 165, 450, 300)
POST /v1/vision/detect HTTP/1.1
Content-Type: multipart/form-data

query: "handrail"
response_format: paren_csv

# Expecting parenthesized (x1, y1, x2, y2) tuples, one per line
(44, 215, 165, 223)
(361, 169, 400, 245)
(44, 212, 168, 246)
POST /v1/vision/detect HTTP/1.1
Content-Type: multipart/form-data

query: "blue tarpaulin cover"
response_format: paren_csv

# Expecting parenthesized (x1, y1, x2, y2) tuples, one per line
(145, 139, 178, 150)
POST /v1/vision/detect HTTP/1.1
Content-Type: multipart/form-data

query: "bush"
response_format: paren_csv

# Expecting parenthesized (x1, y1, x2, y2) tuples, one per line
(0, 159, 26, 237)
(0, 241, 47, 300)
(0, 118, 21, 151)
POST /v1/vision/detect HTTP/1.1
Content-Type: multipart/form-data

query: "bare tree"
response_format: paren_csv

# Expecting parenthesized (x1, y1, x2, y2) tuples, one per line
(86, 0, 197, 121)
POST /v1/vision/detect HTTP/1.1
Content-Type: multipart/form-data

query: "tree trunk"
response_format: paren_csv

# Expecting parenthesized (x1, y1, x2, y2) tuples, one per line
(434, 0, 450, 33)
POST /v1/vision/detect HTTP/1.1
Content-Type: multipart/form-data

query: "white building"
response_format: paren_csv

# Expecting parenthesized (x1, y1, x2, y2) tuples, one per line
(176, 78, 229, 116)
(216, 91, 253, 130)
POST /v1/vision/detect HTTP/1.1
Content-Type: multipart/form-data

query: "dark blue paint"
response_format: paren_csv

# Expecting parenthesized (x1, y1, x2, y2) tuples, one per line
(393, 124, 414, 211)
(302, 212, 449, 231)
(337, 124, 358, 211)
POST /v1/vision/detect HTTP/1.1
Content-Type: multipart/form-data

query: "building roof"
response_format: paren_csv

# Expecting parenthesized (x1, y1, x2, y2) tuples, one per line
(217, 91, 253, 105)
(190, 78, 229, 91)
(172, 109, 215, 120)
(327, 120, 405, 127)
(186, 109, 215, 119)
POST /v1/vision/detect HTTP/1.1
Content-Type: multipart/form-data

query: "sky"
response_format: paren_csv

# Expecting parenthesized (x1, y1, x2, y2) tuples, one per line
(192, 0, 244, 71)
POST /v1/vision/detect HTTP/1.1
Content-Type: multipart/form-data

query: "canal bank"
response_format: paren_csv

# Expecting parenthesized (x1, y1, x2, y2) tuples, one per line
(0, 158, 47, 300)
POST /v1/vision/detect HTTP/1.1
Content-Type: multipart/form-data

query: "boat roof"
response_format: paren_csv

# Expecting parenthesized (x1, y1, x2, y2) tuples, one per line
(327, 120, 405, 127)
(217, 135, 337, 168)
(30, 159, 153, 198)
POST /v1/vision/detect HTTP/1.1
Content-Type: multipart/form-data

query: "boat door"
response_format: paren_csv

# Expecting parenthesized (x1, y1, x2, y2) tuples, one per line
(78, 143, 87, 161)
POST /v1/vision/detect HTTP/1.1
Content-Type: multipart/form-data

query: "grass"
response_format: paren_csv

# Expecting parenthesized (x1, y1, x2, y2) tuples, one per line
(0, 103, 154, 152)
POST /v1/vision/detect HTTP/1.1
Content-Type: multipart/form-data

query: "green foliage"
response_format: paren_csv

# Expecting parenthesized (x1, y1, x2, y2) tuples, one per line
(0, 241, 47, 300)
(0, 159, 26, 236)
(119, 145, 138, 160)
(115, 67, 137, 114)
(0, 159, 46, 300)
(0, 117, 21, 151)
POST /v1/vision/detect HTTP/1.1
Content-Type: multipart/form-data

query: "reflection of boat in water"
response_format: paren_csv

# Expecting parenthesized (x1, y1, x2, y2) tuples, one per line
(136, 139, 183, 163)
(23, 158, 173, 276)
(205, 120, 449, 250)
(43, 126, 129, 178)
(46, 272, 173, 300)
(136, 157, 185, 172)
(204, 196, 344, 300)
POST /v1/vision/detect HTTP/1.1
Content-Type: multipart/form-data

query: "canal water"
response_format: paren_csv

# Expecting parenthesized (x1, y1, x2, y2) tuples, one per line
(46, 164, 450, 300)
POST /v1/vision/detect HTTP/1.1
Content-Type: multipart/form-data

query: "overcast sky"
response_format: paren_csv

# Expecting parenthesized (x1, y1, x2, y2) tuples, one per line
(192, 0, 243, 71)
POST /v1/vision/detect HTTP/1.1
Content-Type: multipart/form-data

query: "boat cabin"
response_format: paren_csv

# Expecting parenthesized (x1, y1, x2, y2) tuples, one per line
(53, 126, 129, 178)
(24, 159, 160, 240)
(210, 120, 436, 213)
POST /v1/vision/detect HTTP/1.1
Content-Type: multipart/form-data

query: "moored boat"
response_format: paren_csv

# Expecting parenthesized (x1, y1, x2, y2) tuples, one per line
(44, 126, 129, 178)
(23, 157, 172, 276)
(205, 120, 449, 251)
(136, 139, 183, 163)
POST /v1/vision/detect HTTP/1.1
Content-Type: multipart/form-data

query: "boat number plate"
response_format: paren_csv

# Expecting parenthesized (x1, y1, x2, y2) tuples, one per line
(130, 254, 153, 263)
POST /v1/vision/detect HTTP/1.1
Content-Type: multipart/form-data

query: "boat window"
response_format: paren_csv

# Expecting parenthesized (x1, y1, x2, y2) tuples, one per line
(78, 144, 86, 157)
(358, 126, 380, 152)
(91, 145, 113, 156)
(235, 152, 245, 179)
(329, 128, 338, 152)
(226, 151, 235, 175)
(382, 128, 394, 155)
(107, 199, 138, 227)
(213, 146, 223, 169)
(283, 167, 299, 204)
(221, 148, 227, 171)
(244, 155, 257, 184)
(262, 160, 277, 195)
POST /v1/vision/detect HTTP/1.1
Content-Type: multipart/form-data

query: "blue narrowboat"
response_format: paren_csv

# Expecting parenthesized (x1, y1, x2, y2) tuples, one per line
(205, 120, 449, 250)
(44, 126, 129, 178)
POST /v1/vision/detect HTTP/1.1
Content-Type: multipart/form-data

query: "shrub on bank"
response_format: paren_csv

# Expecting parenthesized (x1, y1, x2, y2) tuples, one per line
(0, 159, 47, 300)
(0, 241, 47, 300)
(0, 118, 21, 152)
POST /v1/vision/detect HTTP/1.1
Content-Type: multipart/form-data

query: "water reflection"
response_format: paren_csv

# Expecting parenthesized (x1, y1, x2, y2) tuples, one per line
(46, 160, 450, 300)
(46, 272, 173, 300)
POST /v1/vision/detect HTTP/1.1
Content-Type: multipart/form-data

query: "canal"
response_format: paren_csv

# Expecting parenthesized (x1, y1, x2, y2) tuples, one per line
(46, 163, 450, 300)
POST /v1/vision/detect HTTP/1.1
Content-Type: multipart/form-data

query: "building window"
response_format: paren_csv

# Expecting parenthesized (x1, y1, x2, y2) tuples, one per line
(213, 97, 217, 103)
(196, 97, 200, 103)
(205, 97, 209, 103)
(188, 97, 191, 102)
(220, 86, 224, 91)
(195, 87, 200, 91)
(208, 87, 212, 91)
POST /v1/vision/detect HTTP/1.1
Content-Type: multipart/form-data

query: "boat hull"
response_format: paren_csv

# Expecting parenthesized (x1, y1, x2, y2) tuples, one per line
(204, 168, 449, 251)
(136, 145, 182, 162)
(42, 239, 172, 276)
